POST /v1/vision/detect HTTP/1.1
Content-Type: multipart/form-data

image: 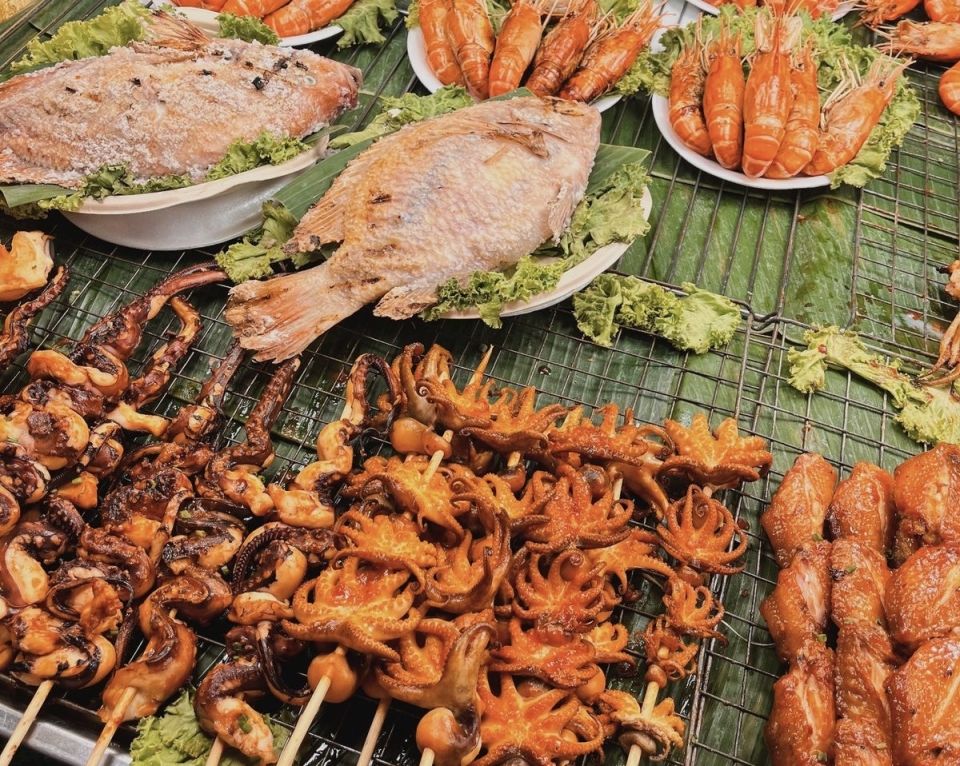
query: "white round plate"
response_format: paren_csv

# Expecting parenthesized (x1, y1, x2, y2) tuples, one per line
(437, 187, 652, 320)
(683, 0, 855, 20)
(651, 95, 829, 190)
(63, 141, 326, 251)
(406, 27, 622, 113)
(160, 5, 343, 46)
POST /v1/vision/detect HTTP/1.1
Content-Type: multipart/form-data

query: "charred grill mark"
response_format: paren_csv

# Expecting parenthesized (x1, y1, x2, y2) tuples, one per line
(371, 192, 392, 204)
(131, 78, 141, 86)
(252, 76, 267, 90)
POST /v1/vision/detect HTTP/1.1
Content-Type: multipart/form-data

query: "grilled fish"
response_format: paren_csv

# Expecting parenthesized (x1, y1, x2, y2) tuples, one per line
(226, 96, 601, 361)
(0, 12, 361, 188)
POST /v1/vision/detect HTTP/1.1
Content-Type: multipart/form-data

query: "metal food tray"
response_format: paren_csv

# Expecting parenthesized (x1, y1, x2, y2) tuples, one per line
(0, 0, 957, 763)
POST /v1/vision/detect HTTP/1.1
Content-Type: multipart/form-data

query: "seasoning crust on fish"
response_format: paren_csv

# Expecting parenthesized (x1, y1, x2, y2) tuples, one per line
(226, 96, 601, 361)
(0, 13, 361, 188)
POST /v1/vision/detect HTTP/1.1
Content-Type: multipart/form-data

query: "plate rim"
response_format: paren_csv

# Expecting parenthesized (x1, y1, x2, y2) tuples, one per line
(436, 186, 653, 320)
(405, 26, 622, 114)
(156, 4, 344, 46)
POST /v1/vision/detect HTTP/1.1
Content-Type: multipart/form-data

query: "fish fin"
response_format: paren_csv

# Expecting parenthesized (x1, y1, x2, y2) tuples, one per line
(547, 179, 578, 240)
(142, 9, 210, 50)
(225, 261, 372, 362)
(373, 280, 441, 320)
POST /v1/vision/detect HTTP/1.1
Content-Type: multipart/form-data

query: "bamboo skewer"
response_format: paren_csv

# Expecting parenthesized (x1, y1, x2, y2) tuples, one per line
(0, 679, 53, 766)
(276, 646, 340, 766)
(204, 735, 225, 766)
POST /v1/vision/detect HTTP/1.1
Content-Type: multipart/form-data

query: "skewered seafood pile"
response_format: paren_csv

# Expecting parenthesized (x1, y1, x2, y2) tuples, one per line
(0, 267, 775, 766)
(668, 10, 909, 179)
(416, 0, 658, 102)
(172, 0, 359, 38)
(761, 445, 960, 765)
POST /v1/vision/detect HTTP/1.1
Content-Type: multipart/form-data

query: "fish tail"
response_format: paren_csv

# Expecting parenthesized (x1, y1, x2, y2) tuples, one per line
(143, 9, 211, 51)
(225, 262, 368, 362)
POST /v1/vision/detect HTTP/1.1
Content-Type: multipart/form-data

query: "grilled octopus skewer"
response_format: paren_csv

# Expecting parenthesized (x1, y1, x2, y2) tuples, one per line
(0, 265, 69, 369)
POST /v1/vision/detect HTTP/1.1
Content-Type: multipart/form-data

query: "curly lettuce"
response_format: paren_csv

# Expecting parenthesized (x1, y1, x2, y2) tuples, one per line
(216, 13, 280, 44)
(787, 326, 960, 444)
(624, 5, 919, 187)
(573, 276, 740, 352)
(130, 690, 289, 766)
(215, 201, 302, 282)
(334, 0, 399, 48)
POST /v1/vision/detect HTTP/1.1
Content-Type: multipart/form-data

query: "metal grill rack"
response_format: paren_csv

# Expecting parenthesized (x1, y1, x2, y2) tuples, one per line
(0, 0, 957, 764)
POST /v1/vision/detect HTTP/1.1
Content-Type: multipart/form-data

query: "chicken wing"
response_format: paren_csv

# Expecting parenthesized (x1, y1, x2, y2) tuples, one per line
(827, 462, 895, 555)
(887, 544, 960, 651)
(761, 454, 838, 567)
(760, 541, 832, 663)
(834, 719, 893, 766)
(834, 625, 897, 735)
(887, 636, 960, 765)
(831, 540, 890, 630)
(765, 639, 836, 766)
(892, 444, 960, 563)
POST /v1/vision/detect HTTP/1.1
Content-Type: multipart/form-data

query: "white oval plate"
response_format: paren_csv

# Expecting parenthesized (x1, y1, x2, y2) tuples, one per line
(161, 5, 343, 46)
(406, 27, 622, 113)
(684, 0, 855, 20)
(650, 94, 829, 190)
(63, 141, 326, 251)
(437, 187, 652, 320)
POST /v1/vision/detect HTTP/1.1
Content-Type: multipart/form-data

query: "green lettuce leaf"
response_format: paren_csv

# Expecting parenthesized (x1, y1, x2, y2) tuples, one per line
(130, 690, 289, 766)
(786, 326, 960, 444)
(334, 0, 399, 48)
(631, 5, 918, 186)
(7, 0, 149, 76)
(217, 13, 280, 44)
(330, 87, 473, 148)
(573, 276, 739, 352)
(216, 201, 300, 282)
(206, 132, 309, 181)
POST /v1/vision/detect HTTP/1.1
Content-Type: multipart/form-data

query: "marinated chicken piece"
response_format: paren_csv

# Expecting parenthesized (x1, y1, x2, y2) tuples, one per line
(765, 639, 836, 766)
(887, 636, 960, 765)
(834, 625, 897, 738)
(892, 443, 960, 563)
(887, 544, 960, 651)
(834, 719, 893, 766)
(830, 539, 890, 630)
(760, 541, 832, 663)
(0, 231, 53, 302)
(827, 462, 895, 555)
(761, 454, 838, 567)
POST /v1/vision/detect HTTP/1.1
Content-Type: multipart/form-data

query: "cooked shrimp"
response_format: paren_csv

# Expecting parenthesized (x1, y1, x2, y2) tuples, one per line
(861, 0, 920, 25)
(446, 0, 496, 99)
(174, 0, 229, 9)
(741, 12, 794, 178)
(489, 0, 542, 97)
(940, 61, 960, 114)
(767, 42, 820, 179)
(805, 57, 909, 175)
(421, 0, 464, 85)
(220, 0, 288, 16)
(879, 20, 960, 62)
(525, 0, 597, 96)
(926, 0, 960, 21)
(702, 24, 745, 169)
(668, 29, 712, 157)
(263, 0, 355, 36)
(558, 4, 660, 103)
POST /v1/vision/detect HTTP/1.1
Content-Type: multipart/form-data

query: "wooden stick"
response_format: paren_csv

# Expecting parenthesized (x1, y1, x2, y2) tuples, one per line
(84, 685, 136, 766)
(0, 680, 53, 766)
(204, 735, 225, 766)
(275, 646, 340, 766)
(357, 696, 391, 766)
(625, 744, 644, 766)
(419, 746, 436, 766)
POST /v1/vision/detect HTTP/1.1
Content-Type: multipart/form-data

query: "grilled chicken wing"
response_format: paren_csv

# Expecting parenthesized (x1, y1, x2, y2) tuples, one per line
(892, 444, 960, 563)
(831, 539, 890, 630)
(765, 639, 836, 766)
(827, 462, 895, 555)
(834, 718, 893, 766)
(887, 544, 960, 651)
(887, 636, 960, 765)
(761, 454, 838, 567)
(835, 625, 897, 736)
(760, 541, 832, 663)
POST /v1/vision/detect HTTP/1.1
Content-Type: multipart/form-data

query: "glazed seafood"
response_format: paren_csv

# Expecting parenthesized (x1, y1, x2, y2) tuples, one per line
(226, 97, 601, 361)
(0, 12, 361, 187)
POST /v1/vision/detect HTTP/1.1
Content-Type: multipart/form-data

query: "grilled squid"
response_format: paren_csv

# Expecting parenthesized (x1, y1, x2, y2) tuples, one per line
(162, 498, 246, 574)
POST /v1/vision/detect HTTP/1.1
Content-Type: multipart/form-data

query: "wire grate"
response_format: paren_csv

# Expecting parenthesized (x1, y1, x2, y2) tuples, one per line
(0, 1, 957, 764)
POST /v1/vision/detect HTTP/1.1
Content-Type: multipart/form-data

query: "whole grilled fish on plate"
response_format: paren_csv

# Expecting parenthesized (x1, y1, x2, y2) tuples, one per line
(225, 96, 602, 362)
(0, 11, 361, 189)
